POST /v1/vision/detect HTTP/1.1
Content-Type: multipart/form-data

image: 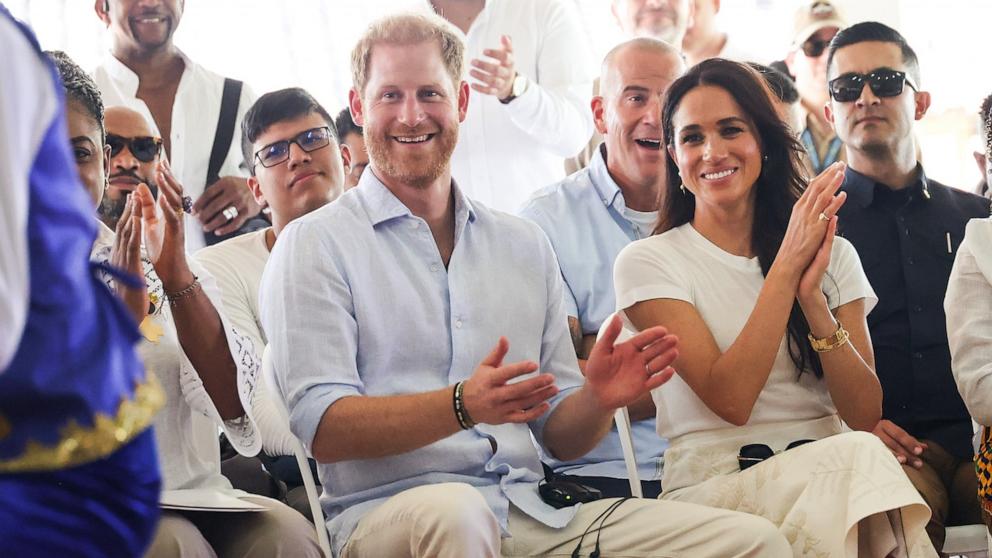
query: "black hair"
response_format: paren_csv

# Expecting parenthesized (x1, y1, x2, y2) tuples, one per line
(334, 107, 362, 142)
(827, 21, 920, 85)
(748, 62, 799, 105)
(46, 50, 105, 142)
(241, 87, 336, 174)
(659, 58, 826, 379)
(981, 93, 992, 155)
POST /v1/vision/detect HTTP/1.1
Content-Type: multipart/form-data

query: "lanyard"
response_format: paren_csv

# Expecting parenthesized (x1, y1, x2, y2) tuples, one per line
(801, 128, 843, 174)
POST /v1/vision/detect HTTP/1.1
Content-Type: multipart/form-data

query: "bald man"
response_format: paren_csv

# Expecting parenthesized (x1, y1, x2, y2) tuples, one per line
(519, 38, 686, 498)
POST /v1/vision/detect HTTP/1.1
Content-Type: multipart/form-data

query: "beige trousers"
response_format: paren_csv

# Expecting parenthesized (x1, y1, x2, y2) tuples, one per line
(340, 482, 791, 558)
(144, 495, 322, 558)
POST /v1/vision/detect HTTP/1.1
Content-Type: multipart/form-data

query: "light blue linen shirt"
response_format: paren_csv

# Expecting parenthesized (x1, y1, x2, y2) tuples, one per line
(259, 170, 584, 555)
(519, 145, 667, 482)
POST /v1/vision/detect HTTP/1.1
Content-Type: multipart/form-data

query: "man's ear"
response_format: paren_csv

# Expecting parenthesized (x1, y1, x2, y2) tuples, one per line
(95, 0, 110, 25)
(913, 91, 931, 121)
(973, 150, 987, 177)
(824, 101, 836, 131)
(339, 144, 353, 175)
(348, 89, 365, 127)
(247, 175, 265, 207)
(591, 96, 607, 136)
(457, 80, 470, 122)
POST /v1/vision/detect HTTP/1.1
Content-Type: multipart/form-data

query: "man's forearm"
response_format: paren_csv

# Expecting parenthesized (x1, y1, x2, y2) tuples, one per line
(541, 387, 613, 462)
(311, 387, 461, 463)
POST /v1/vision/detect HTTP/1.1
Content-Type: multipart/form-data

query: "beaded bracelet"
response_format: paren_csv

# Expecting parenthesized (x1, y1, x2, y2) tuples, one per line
(453, 381, 476, 430)
(165, 275, 201, 306)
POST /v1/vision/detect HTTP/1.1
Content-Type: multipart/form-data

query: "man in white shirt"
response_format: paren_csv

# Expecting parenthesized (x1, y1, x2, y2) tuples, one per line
(681, 0, 756, 65)
(92, 0, 264, 252)
(430, 0, 595, 212)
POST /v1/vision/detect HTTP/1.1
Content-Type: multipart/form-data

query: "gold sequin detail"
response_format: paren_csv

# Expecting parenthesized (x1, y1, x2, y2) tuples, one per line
(0, 373, 164, 473)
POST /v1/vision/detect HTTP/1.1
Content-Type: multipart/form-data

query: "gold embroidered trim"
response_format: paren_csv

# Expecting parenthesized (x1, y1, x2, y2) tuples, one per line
(0, 372, 164, 473)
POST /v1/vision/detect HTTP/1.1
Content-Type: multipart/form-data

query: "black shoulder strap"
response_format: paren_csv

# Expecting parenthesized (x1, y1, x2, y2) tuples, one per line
(205, 78, 243, 188)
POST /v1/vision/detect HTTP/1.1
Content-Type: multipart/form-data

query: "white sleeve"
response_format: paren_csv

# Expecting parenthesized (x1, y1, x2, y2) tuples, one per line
(502, 0, 594, 157)
(219, 81, 258, 178)
(947, 219, 992, 426)
(0, 15, 56, 372)
(613, 239, 693, 316)
(177, 257, 262, 457)
(824, 236, 878, 315)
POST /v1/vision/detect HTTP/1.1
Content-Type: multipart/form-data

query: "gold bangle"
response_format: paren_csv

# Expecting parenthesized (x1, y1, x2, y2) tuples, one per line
(807, 321, 850, 353)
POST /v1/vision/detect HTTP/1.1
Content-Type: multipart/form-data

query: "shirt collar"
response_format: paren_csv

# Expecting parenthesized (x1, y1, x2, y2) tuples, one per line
(844, 164, 930, 209)
(100, 49, 192, 96)
(589, 144, 625, 211)
(356, 168, 477, 227)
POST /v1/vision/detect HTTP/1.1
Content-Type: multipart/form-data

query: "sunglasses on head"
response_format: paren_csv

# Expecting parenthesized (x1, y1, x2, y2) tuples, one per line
(253, 126, 332, 170)
(738, 439, 815, 471)
(106, 134, 163, 163)
(801, 37, 830, 58)
(828, 68, 917, 103)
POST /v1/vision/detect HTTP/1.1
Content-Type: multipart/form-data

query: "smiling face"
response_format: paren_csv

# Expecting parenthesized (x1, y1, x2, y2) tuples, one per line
(65, 99, 110, 208)
(825, 41, 924, 161)
(668, 85, 763, 212)
(597, 44, 684, 191)
(350, 40, 468, 190)
(248, 112, 343, 230)
(99, 0, 183, 54)
(612, 0, 691, 44)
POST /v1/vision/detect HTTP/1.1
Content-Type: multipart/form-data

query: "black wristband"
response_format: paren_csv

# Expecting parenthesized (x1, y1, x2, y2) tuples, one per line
(453, 381, 476, 429)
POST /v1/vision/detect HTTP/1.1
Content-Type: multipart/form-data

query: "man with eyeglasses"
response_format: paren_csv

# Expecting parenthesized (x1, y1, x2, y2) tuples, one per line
(195, 88, 343, 518)
(93, 0, 265, 251)
(825, 21, 990, 550)
(785, 0, 845, 174)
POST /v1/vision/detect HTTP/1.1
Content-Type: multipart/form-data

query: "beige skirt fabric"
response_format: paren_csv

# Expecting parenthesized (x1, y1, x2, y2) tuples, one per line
(660, 415, 937, 557)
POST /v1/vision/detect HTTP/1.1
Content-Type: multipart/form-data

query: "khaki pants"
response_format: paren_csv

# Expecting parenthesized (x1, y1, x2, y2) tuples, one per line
(340, 482, 791, 558)
(144, 496, 322, 558)
(902, 439, 982, 551)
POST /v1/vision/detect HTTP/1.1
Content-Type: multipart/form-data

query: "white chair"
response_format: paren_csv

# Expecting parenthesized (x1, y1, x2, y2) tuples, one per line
(261, 346, 332, 557)
(941, 524, 989, 558)
(597, 312, 645, 498)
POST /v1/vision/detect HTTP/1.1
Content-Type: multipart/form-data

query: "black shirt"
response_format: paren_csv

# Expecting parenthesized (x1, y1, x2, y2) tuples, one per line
(837, 166, 991, 458)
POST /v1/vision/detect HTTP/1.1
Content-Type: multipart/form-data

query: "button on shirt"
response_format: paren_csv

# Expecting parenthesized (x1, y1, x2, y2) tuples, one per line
(519, 144, 666, 482)
(838, 166, 991, 458)
(446, 0, 595, 212)
(92, 52, 256, 252)
(259, 171, 584, 555)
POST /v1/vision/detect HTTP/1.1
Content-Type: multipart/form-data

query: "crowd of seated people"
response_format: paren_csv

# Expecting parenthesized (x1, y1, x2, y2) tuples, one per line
(6, 0, 992, 557)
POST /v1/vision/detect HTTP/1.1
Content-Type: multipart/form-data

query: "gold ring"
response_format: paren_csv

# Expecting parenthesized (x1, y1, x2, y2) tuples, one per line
(818, 212, 829, 222)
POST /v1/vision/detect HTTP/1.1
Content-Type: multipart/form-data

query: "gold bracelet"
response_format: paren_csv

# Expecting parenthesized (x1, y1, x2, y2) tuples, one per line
(807, 321, 850, 353)
(165, 275, 201, 306)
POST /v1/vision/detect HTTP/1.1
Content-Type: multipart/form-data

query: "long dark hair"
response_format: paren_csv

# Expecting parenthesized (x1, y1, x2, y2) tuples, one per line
(657, 58, 824, 379)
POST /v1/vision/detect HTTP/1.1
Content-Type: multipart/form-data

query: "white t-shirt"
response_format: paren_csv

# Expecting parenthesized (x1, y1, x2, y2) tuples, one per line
(614, 223, 877, 441)
(92, 51, 257, 252)
(91, 222, 262, 490)
(623, 208, 658, 240)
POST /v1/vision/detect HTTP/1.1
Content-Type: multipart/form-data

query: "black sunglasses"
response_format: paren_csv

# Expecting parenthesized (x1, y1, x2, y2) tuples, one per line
(801, 37, 830, 58)
(106, 134, 163, 163)
(253, 126, 332, 169)
(828, 68, 917, 103)
(738, 439, 815, 471)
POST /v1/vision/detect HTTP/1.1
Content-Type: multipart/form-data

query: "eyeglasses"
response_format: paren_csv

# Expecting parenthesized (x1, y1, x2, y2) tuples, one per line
(106, 134, 163, 163)
(738, 439, 815, 471)
(253, 126, 332, 169)
(828, 68, 918, 103)
(801, 38, 830, 58)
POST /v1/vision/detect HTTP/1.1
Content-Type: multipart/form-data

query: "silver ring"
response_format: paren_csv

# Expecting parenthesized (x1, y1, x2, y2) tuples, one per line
(818, 212, 829, 222)
(223, 206, 239, 221)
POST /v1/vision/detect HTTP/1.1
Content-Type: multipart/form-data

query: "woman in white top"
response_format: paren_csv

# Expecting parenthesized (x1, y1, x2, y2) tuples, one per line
(614, 59, 934, 557)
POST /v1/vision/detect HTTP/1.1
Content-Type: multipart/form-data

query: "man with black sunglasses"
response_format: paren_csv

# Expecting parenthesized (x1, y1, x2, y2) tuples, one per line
(785, 0, 846, 175)
(825, 21, 990, 550)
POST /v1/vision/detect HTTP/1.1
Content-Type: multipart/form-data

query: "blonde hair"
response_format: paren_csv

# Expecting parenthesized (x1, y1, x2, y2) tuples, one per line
(351, 12, 465, 96)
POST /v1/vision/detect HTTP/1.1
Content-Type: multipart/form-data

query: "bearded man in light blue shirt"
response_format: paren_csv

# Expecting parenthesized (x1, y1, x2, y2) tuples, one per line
(260, 12, 788, 558)
(519, 39, 684, 498)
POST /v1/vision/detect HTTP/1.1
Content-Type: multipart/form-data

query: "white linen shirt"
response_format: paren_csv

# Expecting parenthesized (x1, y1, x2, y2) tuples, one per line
(946, 217, 992, 426)
(259, 170, 585, 555)
(92, 51, 257, 252)
(446, 0, 595, 213)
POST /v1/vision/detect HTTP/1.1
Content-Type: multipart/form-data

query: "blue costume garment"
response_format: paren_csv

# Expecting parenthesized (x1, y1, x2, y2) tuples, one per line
(0, 6, 164, 556)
